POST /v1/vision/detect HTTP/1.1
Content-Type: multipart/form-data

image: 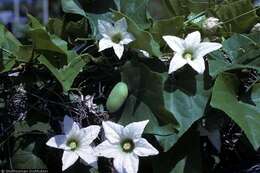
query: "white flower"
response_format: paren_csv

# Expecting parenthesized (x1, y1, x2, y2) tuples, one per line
(95, 120, 159, 173)
(251, 23, 260, 33)
(163, 31, 222, 74)
(202, 17, 222, 32)
(46, 115, 101, 171)
(98, 18, 135, 59)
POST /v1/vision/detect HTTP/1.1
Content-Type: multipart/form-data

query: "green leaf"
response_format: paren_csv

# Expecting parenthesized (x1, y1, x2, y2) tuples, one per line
(15, 45, 34, 63)
(0, 52, 16, 73)
(113, 11, 161, 57)
(211, 0, 258, 33)
(164, 0, 190, 16)
(0, 24, 21, 72)
(120, 94, 177, 139)
(211, 73, 260, 150)
(14, 121, 51, 138)
(87, 12, 113, 37)
(64, 18, 89, 39)
(28, 15, 68, 67)
(170, 158, 186, 173)
(222, 33, 260, 65)
(46, 18, 64, 36)
(186, 0, 213, 13)
(152, 127, 202, 173)
(38, 51, 90, 92)
(114, 0, 151, 29)
(164, 0, 211, 16)
(208, 33, 260, 77)
(30, 31, 67, 53)
(121, 60, 178, 126)
(28, 14, 44, 28)
(147, 0, 173, 19)
(61, 0, 86, 17)
(0, 24, 21, 50)
(160, 73, 210, 150)
(150, 16, 185, 46)
(12, 142, 47, 169)
(251, 83, 260, 111)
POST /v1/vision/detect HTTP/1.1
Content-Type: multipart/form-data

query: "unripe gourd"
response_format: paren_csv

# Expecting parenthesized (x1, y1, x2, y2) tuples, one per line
(106, 82, 128, 113)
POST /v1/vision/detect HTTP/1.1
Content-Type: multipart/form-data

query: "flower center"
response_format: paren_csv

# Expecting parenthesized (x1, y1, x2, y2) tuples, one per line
(121, 139, 135, 153)
(183, 52, 193, 60)
(112, 33, 122, 43)
(67, 139, 78, 151)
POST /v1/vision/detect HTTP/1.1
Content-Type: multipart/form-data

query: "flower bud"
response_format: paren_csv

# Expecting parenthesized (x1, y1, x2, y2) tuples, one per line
(202, 17, 221, 32)
(251, 23, 260, 33)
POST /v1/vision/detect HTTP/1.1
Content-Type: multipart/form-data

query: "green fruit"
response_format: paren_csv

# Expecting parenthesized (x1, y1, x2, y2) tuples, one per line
(106, 82, 128, 113)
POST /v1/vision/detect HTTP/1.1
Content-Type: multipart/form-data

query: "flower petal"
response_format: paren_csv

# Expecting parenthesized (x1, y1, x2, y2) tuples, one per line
(99, 38, 113, 52)
(123, 154, 139, 173)
(123, 120, 149, 139)
(113, 157, 124, 173)
(115, 17, 128, 32)
(195, 42, 222, 58)
(62, 150, 79, 171)
(163, 35, 185, 52)
(63, 115, 80, 138)
(76, 146, 97, 165)
(66, 123, 80, 138)
(187, 57, 205, 74)
(102, 121, 123, 143)
(184, 31, 201, 48)
(63, 115, 75, 135)
(46, 135, 67, 149)
(168, 53, 187, 74)
(95, 140, 122, 158)
(81, 125, 101, 145)
(113, 44, 124, 59)
(134, 138, 159, 157)
(98, 20, 114, 36)
(120, 32, 135, 45)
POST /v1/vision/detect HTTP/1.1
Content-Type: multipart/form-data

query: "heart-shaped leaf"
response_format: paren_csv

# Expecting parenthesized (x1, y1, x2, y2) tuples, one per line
(211, 73, 260, 150)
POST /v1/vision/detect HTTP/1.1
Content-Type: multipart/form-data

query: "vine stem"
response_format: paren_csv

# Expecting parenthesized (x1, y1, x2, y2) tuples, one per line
(220, 6, 260, 26)
(184, 6, 260, 28)
(0, 48, 16, 57)
(184, 11, 206, 25)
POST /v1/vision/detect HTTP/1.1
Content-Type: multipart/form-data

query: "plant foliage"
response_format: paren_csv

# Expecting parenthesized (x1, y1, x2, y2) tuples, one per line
(1, 0, 260, 172)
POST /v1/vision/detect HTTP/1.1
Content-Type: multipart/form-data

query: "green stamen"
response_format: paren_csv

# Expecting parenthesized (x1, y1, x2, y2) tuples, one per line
(112, 33, 122, 43)
(67, 139, 78, 151)
(183, 52, 193, 60)
(121, 139, 135, 153)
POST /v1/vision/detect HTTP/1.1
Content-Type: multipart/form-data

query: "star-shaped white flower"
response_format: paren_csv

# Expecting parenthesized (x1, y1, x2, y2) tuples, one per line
(98, 18, 135, 59)
(163, 31, 222, 74)
(95, 120, 159, 173)
(46, 115, 101, 171)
